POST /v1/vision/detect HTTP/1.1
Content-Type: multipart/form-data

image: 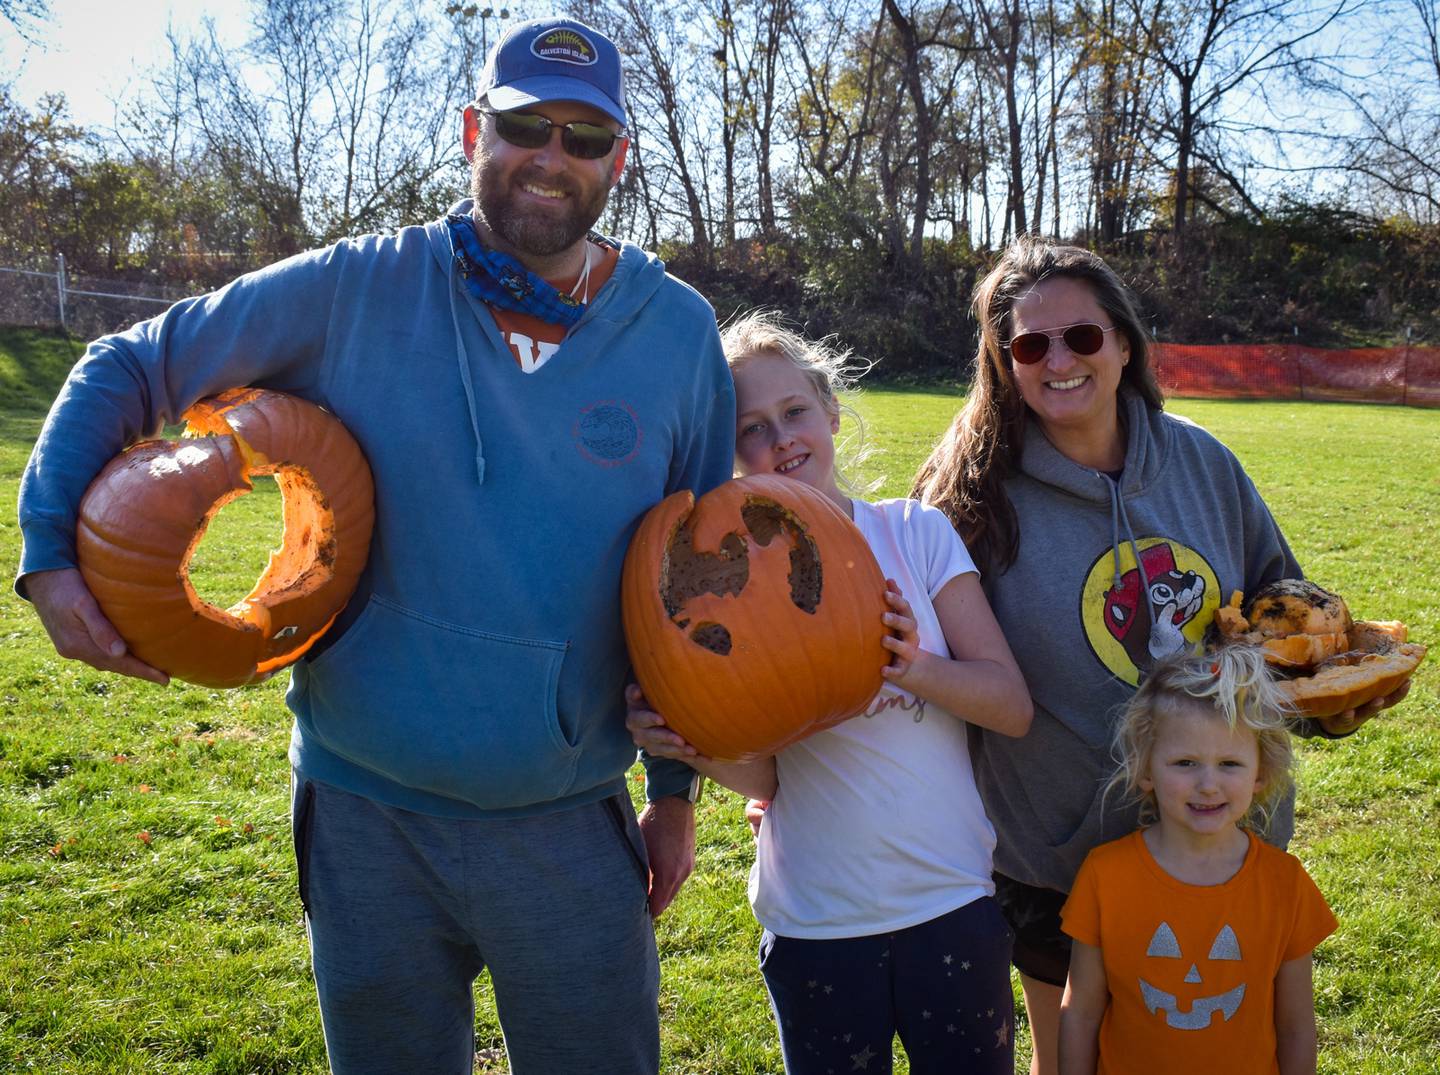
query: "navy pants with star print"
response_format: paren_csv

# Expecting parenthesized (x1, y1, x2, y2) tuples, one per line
(758, 896, 1014, 1074)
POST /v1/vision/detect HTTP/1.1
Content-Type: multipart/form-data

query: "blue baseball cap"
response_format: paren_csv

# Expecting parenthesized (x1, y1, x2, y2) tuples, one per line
(476, 17, 627, 129)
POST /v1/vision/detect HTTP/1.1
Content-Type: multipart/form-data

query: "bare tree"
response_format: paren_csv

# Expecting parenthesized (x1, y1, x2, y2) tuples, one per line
(1075, 0, 1164, 242)
(744, 0, 790, 233)
(786, 0, 883, 185)
(612, 0, 714, 252)
(152, 0, 470, 251)
(1120, 0, 1352, 242)
(707, 0, 746, 244)
(0, 0, 48, 39)
(1027, 0, 1086, 236)
(1325, 0, 1440, 221)
(971, 0, 1030, 235)
(883, 0, 945, 261)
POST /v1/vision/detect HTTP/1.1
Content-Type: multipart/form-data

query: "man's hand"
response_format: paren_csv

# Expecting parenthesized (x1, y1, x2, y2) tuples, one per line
(24, 568, 169, 684)
(636, 795, 695, 918)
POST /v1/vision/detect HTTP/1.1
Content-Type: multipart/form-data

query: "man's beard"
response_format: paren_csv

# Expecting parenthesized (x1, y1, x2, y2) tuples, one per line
(471, 155, 609, 258)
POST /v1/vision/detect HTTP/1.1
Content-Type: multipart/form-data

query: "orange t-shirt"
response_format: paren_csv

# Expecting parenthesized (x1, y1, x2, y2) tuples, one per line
(1061, 830, 1337, 1075)
(489, 240, 619, 373)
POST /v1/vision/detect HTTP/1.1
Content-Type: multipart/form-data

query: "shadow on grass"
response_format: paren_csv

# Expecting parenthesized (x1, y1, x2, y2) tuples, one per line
(0, 326, 84, 411)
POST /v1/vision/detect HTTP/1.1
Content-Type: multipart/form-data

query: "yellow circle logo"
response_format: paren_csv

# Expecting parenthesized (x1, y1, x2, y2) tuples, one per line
(1080, 537, 1221, 685)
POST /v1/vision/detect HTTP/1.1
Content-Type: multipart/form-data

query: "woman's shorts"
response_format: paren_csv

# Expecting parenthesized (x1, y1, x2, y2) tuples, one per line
(993, 872, 1072, 987)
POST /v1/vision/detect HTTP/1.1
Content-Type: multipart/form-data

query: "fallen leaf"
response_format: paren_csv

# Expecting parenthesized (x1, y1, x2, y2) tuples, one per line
(48, 842, 63, 857)
(215, 816, 232, 827)
(137, 784, 152, 793)
(242, 822, 254, 834)
(112, 754, 129, 763)
(136, 831, 152, 845)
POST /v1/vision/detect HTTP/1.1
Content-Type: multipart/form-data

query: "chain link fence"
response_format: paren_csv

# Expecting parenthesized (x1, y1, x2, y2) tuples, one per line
(0, 257, 191, 341)
(5, 258, 1439, 409)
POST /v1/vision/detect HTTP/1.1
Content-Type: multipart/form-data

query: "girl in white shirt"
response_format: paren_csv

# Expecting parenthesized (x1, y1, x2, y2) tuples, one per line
(628, 312, 1033, 1075)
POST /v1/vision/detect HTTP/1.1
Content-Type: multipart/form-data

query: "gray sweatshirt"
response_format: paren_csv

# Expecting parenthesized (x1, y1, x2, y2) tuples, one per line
(972, 388, 1301, 892)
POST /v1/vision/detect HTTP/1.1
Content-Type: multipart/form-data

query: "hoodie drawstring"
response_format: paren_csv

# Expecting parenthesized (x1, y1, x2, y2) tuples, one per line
(1104, 472, 1153, 633)
(448, 268, 487, 485)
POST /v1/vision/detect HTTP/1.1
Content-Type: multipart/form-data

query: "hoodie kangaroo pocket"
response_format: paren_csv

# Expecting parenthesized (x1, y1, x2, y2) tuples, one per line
(299, 595, 578, 809)
(1041, 778, 1140, 878)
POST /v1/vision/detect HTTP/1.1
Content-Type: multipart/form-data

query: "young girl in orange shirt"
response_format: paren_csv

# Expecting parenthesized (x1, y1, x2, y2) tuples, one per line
(1058, 645, 1336, 1075)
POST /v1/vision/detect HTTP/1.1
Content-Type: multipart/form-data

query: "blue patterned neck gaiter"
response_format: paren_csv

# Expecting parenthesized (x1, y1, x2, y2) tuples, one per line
(445, 213, 586, 328)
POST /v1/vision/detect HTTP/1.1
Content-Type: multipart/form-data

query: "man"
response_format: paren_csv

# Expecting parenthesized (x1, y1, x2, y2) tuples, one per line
(17, 17, 731, 1074)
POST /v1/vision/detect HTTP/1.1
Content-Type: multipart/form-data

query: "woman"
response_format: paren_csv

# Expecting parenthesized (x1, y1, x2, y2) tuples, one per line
(911, 236, 1402, 1074)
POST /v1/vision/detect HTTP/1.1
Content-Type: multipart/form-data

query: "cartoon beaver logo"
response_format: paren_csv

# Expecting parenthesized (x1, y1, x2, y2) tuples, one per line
(1081, 538, 1221, 684)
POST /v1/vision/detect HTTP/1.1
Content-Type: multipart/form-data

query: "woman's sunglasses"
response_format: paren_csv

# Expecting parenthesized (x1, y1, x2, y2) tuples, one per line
(480, 107, 622, 161)
(1006, 322, 1117, 365)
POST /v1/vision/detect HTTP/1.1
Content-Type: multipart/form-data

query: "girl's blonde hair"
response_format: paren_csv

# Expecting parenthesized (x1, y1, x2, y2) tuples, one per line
(719, 309, 878, 494)
(1110, 645, 1295, 832)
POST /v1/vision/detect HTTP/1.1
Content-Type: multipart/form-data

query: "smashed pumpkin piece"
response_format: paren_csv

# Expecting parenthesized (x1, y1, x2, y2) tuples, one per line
(77, 388, 375, 688)
(1213, 580, 1426, 719)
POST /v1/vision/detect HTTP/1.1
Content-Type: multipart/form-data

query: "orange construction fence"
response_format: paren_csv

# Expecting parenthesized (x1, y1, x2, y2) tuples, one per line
(1151, 343, 1440, 408)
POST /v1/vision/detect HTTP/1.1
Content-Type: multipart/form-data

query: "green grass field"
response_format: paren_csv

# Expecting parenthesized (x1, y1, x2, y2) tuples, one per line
(1, 327, 1436, 1073)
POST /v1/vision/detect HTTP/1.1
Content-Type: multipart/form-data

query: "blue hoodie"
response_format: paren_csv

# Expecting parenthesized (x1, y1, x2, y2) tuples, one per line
(18, 201, 736, 818)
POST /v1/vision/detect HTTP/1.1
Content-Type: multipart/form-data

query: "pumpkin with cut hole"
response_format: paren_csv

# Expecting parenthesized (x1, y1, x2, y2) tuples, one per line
(76, 387, 375, 687)
(622, 475, 889, 761)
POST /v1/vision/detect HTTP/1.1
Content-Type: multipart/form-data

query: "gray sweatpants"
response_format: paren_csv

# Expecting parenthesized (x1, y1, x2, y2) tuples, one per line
(291, 775, 660, 1074)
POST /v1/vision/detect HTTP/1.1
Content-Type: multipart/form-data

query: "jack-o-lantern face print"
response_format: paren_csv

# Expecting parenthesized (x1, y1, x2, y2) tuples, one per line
(1138, 920, 1247, 1030)
(622, 474, 888, 762)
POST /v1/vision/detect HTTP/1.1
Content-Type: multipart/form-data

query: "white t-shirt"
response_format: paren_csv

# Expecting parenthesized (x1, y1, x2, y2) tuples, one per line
(748, 497, 998, 939)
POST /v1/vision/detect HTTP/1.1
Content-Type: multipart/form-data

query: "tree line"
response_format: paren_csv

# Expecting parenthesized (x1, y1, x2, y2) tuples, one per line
(3, 0, 1438, 372)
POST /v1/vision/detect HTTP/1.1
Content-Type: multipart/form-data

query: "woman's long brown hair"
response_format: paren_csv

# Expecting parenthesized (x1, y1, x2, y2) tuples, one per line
(911, 237, 1163, 571)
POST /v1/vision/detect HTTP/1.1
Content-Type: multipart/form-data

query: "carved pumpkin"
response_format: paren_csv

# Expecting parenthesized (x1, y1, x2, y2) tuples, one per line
(76, 387, 375, 688)
(621, 474, 888, 761)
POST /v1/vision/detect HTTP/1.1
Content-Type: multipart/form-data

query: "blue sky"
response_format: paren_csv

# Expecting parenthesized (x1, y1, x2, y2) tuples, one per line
(4, 1, 249, 127)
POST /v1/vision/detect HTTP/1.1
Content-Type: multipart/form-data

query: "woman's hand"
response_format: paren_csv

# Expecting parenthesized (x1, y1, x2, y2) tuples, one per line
(1314, 678, 1412, 737)
(625, 684, 701, 760)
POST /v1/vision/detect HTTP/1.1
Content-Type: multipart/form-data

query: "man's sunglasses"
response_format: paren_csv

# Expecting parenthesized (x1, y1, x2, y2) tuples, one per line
(479, 107, 623, 160)
(1006, 322, 1118, 365)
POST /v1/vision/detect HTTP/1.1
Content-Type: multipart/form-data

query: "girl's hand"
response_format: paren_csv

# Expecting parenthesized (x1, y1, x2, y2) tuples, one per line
(745, 798, 770, 838)
(879, 580, 927, 687)
(626, 683, 703, 760)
